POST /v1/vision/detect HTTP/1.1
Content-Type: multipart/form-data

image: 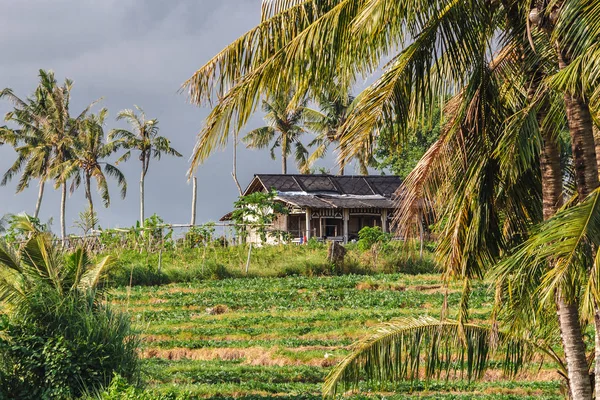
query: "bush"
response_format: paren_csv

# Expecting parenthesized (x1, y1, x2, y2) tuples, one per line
(357, 226, 391, 251)
(0, 289, 139, 399)
(0, 232, 140, 398)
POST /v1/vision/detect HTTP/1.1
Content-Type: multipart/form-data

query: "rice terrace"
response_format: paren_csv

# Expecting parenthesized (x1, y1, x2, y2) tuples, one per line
(1, 0, 600, 399)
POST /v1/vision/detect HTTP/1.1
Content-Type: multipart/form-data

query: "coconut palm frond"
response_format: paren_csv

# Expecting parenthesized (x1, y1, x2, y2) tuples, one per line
(78, 255, 115, 291)
(323, 316, 543, 398)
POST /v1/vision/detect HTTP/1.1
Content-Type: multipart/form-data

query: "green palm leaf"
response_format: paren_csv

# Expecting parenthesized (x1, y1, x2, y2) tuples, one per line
(323, 316, 549, 398)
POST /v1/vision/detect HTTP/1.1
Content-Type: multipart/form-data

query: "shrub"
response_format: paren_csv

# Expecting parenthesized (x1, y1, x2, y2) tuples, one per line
(0, 233, 140, 398)
(357, 226, 391, 251)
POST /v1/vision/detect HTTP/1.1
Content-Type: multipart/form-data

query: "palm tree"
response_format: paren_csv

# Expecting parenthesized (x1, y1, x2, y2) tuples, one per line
(305, 93, 373, 175)
(0, 84, 53, 219)
(37, 70, 96, 244)
(243, 93, 309, 174)
(109, 106, 182, 227)
(58, 108, 127, 225)
(182, 1, 600, 398)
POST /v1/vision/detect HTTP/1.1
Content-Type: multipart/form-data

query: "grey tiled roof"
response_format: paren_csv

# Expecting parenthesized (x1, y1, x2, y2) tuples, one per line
(252, 174, 401, 197)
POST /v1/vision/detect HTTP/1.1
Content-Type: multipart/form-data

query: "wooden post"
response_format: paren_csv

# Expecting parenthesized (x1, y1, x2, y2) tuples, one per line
(191, 176, 198, 226)
(305, 208, 311, 240)
(343, 209, 349, 244)
(381, 209, 388, 233)
(319, 216, 323, 238)
(245, 242, 253, 274)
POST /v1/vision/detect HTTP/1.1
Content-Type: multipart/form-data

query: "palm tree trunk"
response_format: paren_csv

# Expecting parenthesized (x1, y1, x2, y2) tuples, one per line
(140, 169, 145, 228)
(554, 46, 598, 399)
(60, 182, 67, 245)
(564, 95, 599, 198)
(281, 134, 288, 174)
(541, 133, 563, 220)
(85, 174, 95, 225)
(34, 181, 45, 219)
(232, 132, 243, 195)
(541, 125, 593, 399)
(558, 297, 593, 400)
(593, 125, 600, 177)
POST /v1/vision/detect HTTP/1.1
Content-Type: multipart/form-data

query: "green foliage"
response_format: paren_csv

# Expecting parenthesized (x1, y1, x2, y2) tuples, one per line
(0, 233, 139, 397)
(357, 226, 391, 251)
(94, 373, 189, 400)
(183, 223, 216, 249)
(376, 112, 441, 180)
(322, 317, 543, 397)
(2, 213, 49, 244)
(102, 242, 438, 287)
(231, 190, 288, 242)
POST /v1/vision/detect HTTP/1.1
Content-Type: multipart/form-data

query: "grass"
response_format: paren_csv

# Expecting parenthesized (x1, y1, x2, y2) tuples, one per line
(104, 241, 438, 287)
(103, 251, 564, 399)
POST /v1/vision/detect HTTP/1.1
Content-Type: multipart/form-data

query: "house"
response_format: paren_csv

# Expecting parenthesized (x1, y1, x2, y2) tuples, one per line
(222, 174, 402, 244)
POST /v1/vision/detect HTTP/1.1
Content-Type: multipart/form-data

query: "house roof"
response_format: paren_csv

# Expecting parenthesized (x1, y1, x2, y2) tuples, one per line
(248, 174, 401, 197)
(220, 174, 402, 221)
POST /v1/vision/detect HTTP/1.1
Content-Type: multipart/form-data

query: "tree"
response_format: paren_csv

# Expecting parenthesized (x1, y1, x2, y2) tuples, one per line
(0, 83, 53, 219)
(231, 190, 288, 243)
(38, 70, 96, 245)
(182, 1, 600, 397)
(305, 93, 375, 175)
(376, 110, 441, 180)
(109, 106, 182, 227)
(243, 93, 309, 174)
(58, 108, 127, 225)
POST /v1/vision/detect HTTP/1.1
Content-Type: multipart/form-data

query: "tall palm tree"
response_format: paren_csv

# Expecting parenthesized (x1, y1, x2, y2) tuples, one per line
(109, 106, 182, 227)
(0, 84, 52, 219)
(58, 108, 127, 224)
(182, 1, 600, 398)
(38, 70, 96, 244)
(243, 93, 309, 174)
(305, 93, 375, 175)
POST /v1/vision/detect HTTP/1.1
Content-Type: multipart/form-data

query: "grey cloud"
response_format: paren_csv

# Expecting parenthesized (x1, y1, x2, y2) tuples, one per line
(0, 0, 345, 234)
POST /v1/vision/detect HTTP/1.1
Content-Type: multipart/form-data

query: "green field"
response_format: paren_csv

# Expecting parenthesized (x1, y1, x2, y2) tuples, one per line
(108, 272, 564, 399)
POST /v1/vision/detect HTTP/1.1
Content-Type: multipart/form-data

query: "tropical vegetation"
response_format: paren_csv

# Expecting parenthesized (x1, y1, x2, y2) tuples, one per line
(0, 217, 139, 398)
(181, 0, 600, 399)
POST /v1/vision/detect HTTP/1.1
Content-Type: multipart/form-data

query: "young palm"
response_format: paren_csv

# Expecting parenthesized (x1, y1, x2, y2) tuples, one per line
(58, 109, 127, 224)
(109, 106, 182, 227)
(0, 216, 115, 304)
(243, 93, 309, 174)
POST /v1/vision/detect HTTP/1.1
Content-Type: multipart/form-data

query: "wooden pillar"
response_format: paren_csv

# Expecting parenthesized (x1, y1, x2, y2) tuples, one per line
(381, 209, 388, 233)
(305, 208, 311, 240)
(343, 209, 349, 244)
(319, 216, 323, 238)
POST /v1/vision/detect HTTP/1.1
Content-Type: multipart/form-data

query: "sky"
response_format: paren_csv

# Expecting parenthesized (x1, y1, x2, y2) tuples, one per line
(0, 0, 362, 234)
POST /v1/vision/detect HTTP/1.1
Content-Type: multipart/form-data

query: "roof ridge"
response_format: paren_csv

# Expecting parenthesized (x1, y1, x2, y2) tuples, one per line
(327, 175, 346, 195)
(362, 176, 379, 195)
(291, 175, 307, 192)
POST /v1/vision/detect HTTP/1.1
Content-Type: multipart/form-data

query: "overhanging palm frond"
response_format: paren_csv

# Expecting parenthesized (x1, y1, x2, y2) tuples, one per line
(261, 0, 311, 20)
(323, 316, 546, 398)
(495, 187, 600, 312)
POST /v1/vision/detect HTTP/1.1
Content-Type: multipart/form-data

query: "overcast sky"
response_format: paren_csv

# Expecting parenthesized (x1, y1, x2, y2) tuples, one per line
(0, 0, 369, 234)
